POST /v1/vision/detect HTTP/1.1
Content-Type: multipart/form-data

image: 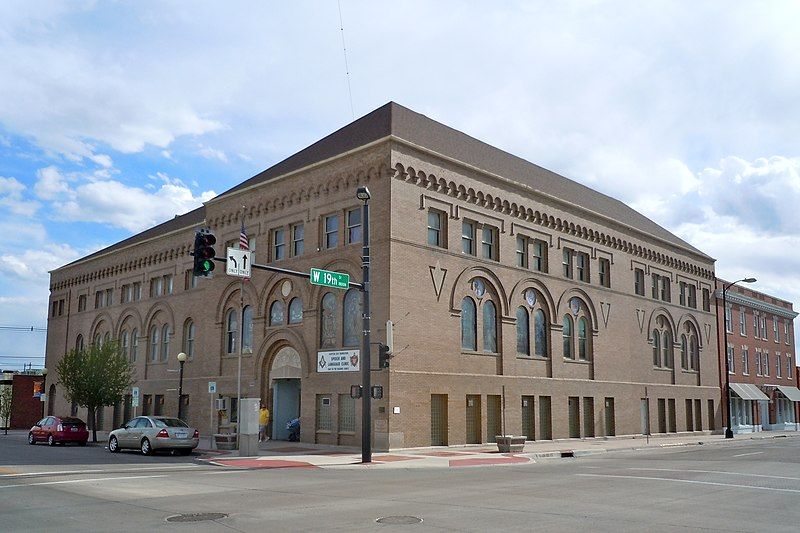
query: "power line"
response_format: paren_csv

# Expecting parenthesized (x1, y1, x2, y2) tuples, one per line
(0, 325, 47, 332)
(0, 355, 45, 359)
(337, 0, 355, 120)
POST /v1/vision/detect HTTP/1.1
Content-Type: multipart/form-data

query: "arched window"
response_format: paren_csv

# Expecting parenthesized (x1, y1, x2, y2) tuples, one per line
(184, 320, 195, 359)
(662, 330, 673, 368)
(652, 330, 661, 367)
(226, 309, 237, 354)
(461, 297, 477, 351)
(534, 309, 548, 357)
(103, 332, 111, 346)
(161, 324, 170, 362)
(578, 317, 589, 360)
(516, 307, 530, 355)
(94, 333, 102, 347)
(131, 329, 138, 362)
(269, 301, 284, 326)
(563, 315, 574, 359)
(690, 335, 699, 371)
(121, 330, 129, 359)
(242, 305, 253, 351)
(76, 334, 84, 351)
(680, 334, 688, 370)
(320, 293, 337, 349)
(288, 297, 303, 324)
(483, 300, 497, 353)
(150, 326, 160, 362)
(343, 289, 362, 347)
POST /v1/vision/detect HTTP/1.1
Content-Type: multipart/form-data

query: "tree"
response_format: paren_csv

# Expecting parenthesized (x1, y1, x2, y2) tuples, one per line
(0, 387, 12, 435)
(56, 340, 135, 443)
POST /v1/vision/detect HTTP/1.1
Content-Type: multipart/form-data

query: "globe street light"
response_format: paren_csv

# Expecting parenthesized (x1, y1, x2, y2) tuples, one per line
(722, 277, 757, 439)
(177, 352, 187, 420)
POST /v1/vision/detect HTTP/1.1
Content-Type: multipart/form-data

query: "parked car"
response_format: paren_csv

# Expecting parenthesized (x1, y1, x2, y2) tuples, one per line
(107, 416, 199, 455)
(28, 416, 89, 446)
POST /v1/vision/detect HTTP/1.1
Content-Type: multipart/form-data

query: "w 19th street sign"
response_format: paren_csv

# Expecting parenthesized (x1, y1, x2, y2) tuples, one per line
(310, 268, 349, 289)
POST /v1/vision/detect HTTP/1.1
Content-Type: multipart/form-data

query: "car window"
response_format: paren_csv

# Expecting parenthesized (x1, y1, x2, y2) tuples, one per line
(45, 417, 55, 426)
(124, 418, 138, 428)
(62, 417, 84, 425)
(153, 418, 189, 428)
(135, 418, 152, 428)
(36, 418, 47, 426)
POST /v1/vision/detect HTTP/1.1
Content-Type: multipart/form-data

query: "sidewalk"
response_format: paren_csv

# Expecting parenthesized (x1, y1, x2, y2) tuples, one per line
(197, 430, 800, 470)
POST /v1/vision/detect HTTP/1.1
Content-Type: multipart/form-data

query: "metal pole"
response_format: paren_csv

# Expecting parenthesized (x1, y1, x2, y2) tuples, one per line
(41, 374, 46, 418)
(361, 197, 372, 463)
(178, 360, 185, 420)
(723, 282, 733, 439)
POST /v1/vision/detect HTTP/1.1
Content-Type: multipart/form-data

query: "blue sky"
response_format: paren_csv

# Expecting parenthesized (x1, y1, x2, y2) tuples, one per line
(1, 1, 799, 370)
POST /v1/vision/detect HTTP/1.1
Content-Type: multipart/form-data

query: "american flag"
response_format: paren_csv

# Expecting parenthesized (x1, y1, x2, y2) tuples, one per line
(239, 220, 249, 251)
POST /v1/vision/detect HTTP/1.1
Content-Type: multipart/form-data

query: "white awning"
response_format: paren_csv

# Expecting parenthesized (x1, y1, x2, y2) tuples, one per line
(730, 382, 770, 402)
(775, 385, 800, 402)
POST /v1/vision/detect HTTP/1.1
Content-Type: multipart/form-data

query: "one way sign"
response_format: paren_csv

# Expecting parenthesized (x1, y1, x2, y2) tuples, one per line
(226, 247, 253, 278)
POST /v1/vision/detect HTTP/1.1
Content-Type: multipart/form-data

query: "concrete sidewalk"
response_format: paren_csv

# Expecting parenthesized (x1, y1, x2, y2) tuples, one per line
(197, 430, 800, 470)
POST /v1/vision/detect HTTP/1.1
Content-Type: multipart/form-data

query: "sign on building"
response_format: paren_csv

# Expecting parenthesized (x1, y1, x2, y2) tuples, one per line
(317, 350, 360, 372)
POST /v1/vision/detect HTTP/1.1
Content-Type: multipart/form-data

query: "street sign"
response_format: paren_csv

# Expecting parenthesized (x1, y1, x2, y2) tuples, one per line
(131, 386, 140, 407)
(317, 350, 360, 372)
(310, 268, 350, 289)
(208, 381, 217, 394)
(226, 247, 253, 278)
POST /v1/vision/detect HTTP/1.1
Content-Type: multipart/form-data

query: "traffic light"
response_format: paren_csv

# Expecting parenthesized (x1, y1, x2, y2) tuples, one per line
(193, 229, 217, 277)
(378, 319, 394, 369)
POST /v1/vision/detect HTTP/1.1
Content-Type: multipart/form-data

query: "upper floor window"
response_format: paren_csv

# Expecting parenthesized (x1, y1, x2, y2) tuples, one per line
(742, 346, 749, 375)
(688, 285, 697, 308)
(652, 316, 673, 369)
(324, 214, 339, 249)
(461, 220, 476, 255)
(130, 329, 138, 362)
(427, 210, 445, 248)
(739, 307, 746, 335)
(78, 294, 87, 312)
(292, 223, 304, 256)
(598, 258, 611, 288)
(288, 297, 303, 324)
(785, 321, 792, 345)
(347, 207, 362, 244)
(273, 228, 286, 261)
(787, 354, 793, 378)
(660, 276, 671, 302)
(482, 300, 497, 353)
(773, 318, 779, 343)
(727, 345, 735, 374)
(242, 306, 253, 352)
(225, 309, 238, 355)
(342, 289, 362, 347)
(532, 239, 547, 272)
(320, 293, 338, 349)
(270, 301, 285, 326)
(763, 351, 769, 376)
(724, 305, 732, 333)
(160, 324, 170, 362)
(563, 315, 574, 359)
(575, 252, 590, 283)
(105, 288, 113, 306)
(679, 282, 687, 306)
(133, 282, 141, 301)
(760, 316, 767, 340)
(776, 351, 782, 377)
(461, 297, 477, 351)
(460, 279, 500, 354)
(634, 268, 645, 296)
(515, 236, 528, 269)
(150, 277, 163, 298)
(95, 290, 103, 309)
(76, 334, 84, 352)
(149, 326, 160, 362)
(702, 288, 710, 311)
(183, 320, 195, 359)
(121, 330, 129, 360)
(185, 270, 198, 290)
(577, 317, 589, 361)
(755, 349, 762, 376)
(562, 249, 573, 278)
(481, 225, 498, 261)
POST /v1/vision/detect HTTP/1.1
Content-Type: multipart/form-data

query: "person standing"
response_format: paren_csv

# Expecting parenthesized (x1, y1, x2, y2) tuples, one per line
(258, 403, 270, 442)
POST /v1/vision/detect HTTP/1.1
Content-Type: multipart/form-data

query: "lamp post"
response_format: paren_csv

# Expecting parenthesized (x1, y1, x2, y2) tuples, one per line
(41, 367, 48, 418)
(722, 277, 756, 439)
(356, 185, 372, 463)
(176, 352, 187, 420)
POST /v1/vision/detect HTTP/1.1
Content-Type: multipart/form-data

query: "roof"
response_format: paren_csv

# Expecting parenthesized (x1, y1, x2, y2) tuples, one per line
(54, 102, 712, 272)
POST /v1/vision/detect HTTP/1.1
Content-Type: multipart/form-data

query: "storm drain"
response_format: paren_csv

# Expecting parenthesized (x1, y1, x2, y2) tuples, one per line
(166, 512, 228, 523)
(376, 516, 423, 525)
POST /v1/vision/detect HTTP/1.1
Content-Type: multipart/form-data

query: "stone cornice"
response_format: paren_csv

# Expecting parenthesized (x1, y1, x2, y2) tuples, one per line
(716, 290, 798, 319)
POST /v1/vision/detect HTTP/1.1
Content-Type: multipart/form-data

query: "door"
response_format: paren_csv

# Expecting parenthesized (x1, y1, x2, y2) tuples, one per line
(466, 395, 481, 444)
(583, 397, 595, 438)
(604, 397, 615, 436)
(568, 397, 580, 438)
(272, 378, 301, 440)
(430, 394, 448, 446)
(521, 396, 535, 441)
(487, 395, 501, 439)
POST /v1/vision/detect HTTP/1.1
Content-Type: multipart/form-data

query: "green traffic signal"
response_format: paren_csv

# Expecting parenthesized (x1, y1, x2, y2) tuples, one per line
(193, 229, 217, 277)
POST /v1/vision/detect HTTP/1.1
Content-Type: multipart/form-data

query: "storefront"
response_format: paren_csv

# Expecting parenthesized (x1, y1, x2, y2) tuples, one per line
(729, 382, 770, 433)
(762, 385, 800, 431)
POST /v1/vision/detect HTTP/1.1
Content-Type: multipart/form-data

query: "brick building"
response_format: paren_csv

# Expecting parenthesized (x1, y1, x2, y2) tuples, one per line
(46, 103, 722, 449)
(716, 280, 799, 433)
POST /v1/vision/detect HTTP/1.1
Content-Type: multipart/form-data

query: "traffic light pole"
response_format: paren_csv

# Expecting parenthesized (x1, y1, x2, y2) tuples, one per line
(200, 256, 365, 290)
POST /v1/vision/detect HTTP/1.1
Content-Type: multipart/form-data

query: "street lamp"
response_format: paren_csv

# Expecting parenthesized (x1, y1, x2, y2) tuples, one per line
(41, 367, 48, 418)
(356, 185, 372, 463)
(722, 277, 757, 439)
(176, 352, 187, 420)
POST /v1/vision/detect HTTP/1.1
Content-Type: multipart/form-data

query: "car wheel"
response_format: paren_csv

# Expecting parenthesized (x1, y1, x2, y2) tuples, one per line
(108, 436, 119, 453)
(140, 438, 152, 456)
(28, 433, 35, 445)
(47, 435, 55, 446)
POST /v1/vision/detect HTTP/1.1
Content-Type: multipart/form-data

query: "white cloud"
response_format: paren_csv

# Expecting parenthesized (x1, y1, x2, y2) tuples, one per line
(33, 166, 71, 200)
(198, 146, 228, 163)
(0, 175, 39, 215)
(0, 244, 81, 282)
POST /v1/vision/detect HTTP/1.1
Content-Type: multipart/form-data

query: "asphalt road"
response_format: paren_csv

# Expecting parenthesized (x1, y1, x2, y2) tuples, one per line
(1, 431, 799, 532)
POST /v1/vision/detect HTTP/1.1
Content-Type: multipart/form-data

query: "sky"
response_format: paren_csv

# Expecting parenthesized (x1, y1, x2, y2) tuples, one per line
(1, 1, 798, 370)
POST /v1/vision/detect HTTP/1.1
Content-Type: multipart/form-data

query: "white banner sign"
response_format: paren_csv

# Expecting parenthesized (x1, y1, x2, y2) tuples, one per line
(317, 350, 360, 372)
(226, 247, 253, 278)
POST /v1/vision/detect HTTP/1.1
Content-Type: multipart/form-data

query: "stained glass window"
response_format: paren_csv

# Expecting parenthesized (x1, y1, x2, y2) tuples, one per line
(461, 297, 477, 351)
(320, 293, 337, 348)
(534, 309, 548, 357)
(289, 297, 303, 324)
(269, 301, 284, 326)
(483, 300, 497, 353)
(516, 307, 529, 355)
(343, 289, 361, 347)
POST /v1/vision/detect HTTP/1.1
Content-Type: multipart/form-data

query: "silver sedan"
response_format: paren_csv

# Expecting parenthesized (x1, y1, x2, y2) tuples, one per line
(108, 416, 199, 455)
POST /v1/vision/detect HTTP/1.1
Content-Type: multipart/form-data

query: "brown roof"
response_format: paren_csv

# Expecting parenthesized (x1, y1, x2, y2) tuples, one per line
(55, 102, 712, 272)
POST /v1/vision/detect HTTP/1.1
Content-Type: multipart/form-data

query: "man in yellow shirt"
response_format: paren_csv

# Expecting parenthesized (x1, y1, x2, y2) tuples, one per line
(259, 403, 270, 442)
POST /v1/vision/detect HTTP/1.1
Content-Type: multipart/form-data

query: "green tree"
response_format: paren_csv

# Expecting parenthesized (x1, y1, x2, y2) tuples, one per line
(0, 387, 12, 435)
(56, 340, 135, 443)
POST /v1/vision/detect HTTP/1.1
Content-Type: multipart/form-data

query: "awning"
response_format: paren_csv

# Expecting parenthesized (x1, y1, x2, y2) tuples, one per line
(730, 383, 770, 402)
(775, 385, 800, 402)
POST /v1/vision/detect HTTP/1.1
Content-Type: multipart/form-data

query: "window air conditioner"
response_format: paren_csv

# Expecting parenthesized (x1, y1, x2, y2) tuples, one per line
(215, 398, 227, 411)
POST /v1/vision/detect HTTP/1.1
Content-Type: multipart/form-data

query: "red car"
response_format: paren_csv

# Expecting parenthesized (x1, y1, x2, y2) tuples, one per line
(28, 416, 89, 446)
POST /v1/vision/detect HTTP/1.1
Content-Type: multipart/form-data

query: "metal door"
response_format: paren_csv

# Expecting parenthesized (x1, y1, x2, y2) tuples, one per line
(487, 395, 501, 439)
(466, 395, 481, 444)
(539, 396, 552, 440)
(694, 399, 702, 431)
(430, 394, 448, 446)
(522, 396, 535, 440)
(583, 397, 595, 438)
(569, 397, 580, 438)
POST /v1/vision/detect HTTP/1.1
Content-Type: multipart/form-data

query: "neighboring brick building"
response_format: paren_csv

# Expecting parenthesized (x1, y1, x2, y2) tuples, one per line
(45, 103, 721, 449)
(716, 280, 799, 433)
(9, 373, 45, 429)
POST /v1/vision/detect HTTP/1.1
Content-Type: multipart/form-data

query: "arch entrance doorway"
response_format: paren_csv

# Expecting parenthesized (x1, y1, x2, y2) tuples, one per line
(269, 346, 302, 441)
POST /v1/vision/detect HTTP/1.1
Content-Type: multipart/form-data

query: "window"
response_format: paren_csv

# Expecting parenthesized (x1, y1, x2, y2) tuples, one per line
(288, 297, 303, 324)
(660, 276, 671, 302)
(427, 210, 445, 248)
(702, 288, 710, 311)
(184, 320, 195, 359)
(575, 252, 589, 283)
(679, 282, 686, 306)
(273, 228, 286, 261)
(755, 349, 762, 376)
(562, 249, 573, 278)
(343, 289, 362, 347)
(105, 288, 113, 306)
(133, 282, 141, 301)
(347, 207, 362, 244)
(727, 345, 734, 374)
(577, 317, 589, 361)
(242, 306, 253, 352)
(461, 297, 477, 351)
(516, 236, 528, 268)
(742, 346, 749, 375)
(774, 318, 779, 342)
(185, 269, 198, 290)
(122, 284, 131, 302)
(481, 225, 498, 261)
(662, 330, 673, 368)
(634, 268, 645, 296)
(688, 285, 697, 308)
(563, 315, 574, 359)
(598, 258, 610, 288)
(786, 321, 792, 345)
(121, 331, 129, 359)
(516, 307, 530, 356)
(534, 309, 548, 357)
(95, 290, 102, 309)
(291, 223, 304, 256)
(324, 214, 339, 249)
(76, 334, 84, 351)
(461, 221, 475, 255)
(651, 274, 659, 299)
(532, 239, 547, 272)
(760, 316, 767, 340)
(150, 277, 162, 297)
(78, 294, 87, 312)
(320, 293, 338, 349)
(739, 307, 746, 335)
(483, 300, 497, 353)
(160, 324, 170, 362)
(130, 329, 138, 362)
(689, 334, 699, 371)
(652, 330, 661, 367)
(776, 352, 782, 377)
(680, 335, 688, 370)
(225, 309, 238, 354)
(763, 352, 769, 376)
(724, 305, 732, 333)
(270, 301, 284, 326)
(149, 326, 159, 362)
(788, 355, 793, 379)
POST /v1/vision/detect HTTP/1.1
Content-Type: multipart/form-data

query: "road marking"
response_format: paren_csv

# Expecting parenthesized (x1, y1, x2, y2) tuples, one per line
(577, 473, 800, 494)
(0, 465, 201, 478)
(731, 451, 764, 457)
(629, 467, 800, 481)
(0, 475, 168, 489)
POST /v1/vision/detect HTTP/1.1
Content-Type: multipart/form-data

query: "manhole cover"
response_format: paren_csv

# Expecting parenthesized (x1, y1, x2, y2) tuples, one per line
(376, 516, 423, 525)
(166, 512, 228, 523)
